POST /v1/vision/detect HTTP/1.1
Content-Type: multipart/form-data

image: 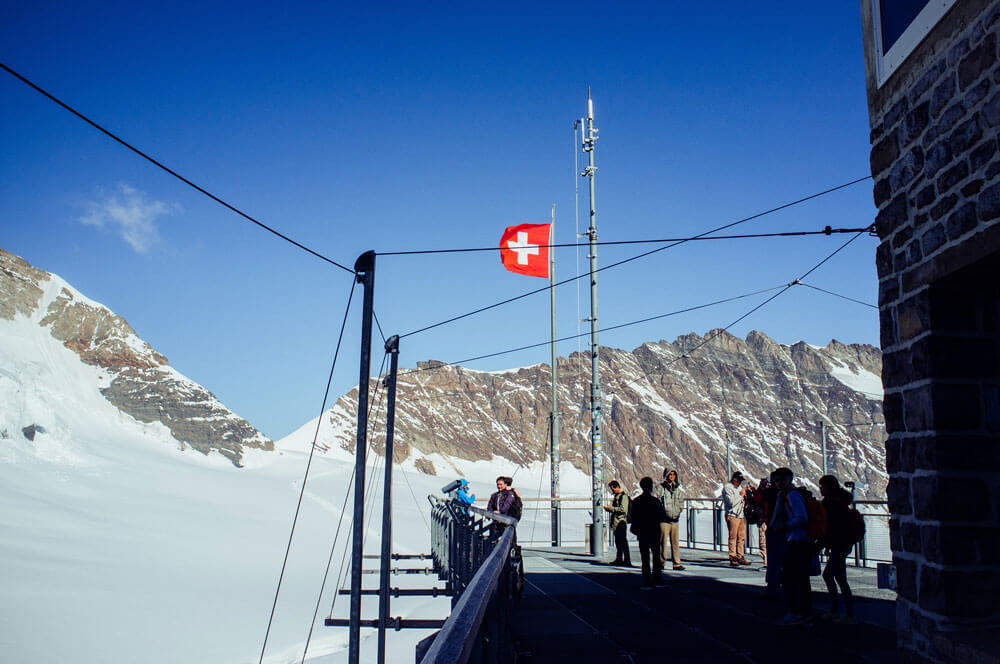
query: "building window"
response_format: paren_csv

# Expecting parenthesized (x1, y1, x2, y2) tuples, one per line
(873, 0, 957, 87)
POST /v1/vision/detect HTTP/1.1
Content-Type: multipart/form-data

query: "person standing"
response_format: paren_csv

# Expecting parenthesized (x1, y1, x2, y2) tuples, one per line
(819, 474, 856, 623)
(627, 477, 667, 590)
(658, 469, 685, 570)
(604, 480, 632, 566)
(770, 467, 813, 626)
(487, 476, 516, 515)
(722, 471, 750, 567)
(762, 473, 785, 597)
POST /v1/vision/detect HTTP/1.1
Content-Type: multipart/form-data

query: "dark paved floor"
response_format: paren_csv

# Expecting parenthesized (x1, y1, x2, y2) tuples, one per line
(513, 546, 897, 663)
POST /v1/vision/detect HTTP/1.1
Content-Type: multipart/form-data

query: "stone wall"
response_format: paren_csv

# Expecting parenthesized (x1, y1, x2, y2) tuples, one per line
(863, 0, 1000, 660)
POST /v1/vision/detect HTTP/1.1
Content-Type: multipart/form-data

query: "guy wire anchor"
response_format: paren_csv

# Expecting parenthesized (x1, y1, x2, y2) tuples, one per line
(789, 278, 803, 287)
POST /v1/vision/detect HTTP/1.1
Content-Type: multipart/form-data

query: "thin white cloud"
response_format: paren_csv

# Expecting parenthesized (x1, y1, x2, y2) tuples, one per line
(80, 184, 178, 253)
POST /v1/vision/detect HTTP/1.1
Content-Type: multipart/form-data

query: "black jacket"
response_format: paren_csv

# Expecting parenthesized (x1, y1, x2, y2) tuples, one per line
(627, 492, 666, 540)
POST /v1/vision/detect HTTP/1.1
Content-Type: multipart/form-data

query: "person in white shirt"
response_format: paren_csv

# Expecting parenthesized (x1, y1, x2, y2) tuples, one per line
(721, 471, 750, 567)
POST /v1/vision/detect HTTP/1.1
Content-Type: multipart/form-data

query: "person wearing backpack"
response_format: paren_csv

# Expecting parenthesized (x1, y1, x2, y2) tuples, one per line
(769, 467, 814, 626)
(604, 480, 632, 567)
(657, 469, 685, 571)
(819, 474, 857, 624)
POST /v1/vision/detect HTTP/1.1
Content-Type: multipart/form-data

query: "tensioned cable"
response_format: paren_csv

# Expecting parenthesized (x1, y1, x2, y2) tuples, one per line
(798, 282, 877, 309)
(259, 279, 357, 664)
(325, 353, 389, 621)
(0, 62, 353, 274)
(299, 350, 390, 664)
(376, 226, 872, 256)
(397, 176, 873, 339)
(399, 283, 787, 376)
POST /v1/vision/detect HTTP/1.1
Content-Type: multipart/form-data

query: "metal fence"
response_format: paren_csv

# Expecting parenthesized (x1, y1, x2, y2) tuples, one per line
(419, 497, 521, 664)
(513, 496, 891, 568)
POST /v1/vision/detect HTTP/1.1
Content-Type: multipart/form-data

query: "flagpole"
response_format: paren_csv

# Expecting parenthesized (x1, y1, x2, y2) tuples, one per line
(549, 204, 560, 548)
(582, 88, 605, 558)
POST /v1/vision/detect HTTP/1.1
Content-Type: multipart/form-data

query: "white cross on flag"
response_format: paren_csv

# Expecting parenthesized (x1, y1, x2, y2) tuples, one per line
(499, 223, 551, 278)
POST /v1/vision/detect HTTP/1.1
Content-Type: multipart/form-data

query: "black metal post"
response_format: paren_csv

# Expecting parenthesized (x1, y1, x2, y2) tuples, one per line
(377, 335, 399, 664)
(349, 250, 376, 664)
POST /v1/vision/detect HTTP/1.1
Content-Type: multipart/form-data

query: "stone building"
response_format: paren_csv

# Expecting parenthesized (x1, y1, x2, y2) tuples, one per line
(861, 0, 1000, 661)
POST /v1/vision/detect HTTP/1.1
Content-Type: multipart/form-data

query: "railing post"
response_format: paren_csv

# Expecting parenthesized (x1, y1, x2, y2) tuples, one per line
(377, 335, 400, 664)
(349, 250, 376, 664)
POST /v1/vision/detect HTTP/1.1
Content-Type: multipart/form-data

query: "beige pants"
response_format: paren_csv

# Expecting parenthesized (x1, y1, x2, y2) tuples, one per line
(759, 522, 768, 566)
(660, 522, 681, 565)
(726, 516, 746, 559)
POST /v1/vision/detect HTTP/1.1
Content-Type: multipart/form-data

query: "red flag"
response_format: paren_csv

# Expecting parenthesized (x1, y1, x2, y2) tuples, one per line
(499, 223, 551, 278)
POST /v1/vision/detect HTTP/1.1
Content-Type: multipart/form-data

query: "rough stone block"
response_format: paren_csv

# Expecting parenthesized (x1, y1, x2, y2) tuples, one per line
(938, 160, 970, 192)
(983, 90, 1000, 126)
(961, 178, 984, 196)
(891, 146, 925, 191)
(914, 434, 1000, 471)
(906, 102, 931, 143)
(876, 193, 910, 236)
(946, 201, 979, 239)
(894, 249, 910, 273)
(874, 177, 892, 207)
(930, 193, 958, 221)
(986, 384, 1000, 433)
(893, 223, 915, 250)
(888, 475, 913, 516)
(919, 565, 1000, 617)
(881, 308, 899, 349)
(879, 276, 900, 306)
(911, 60, 947, 105)
(965, 76, 992, 108)
(884, 392, 904, 431)
(897, 292, 931, 342)
(902, 520, 922, 554)
(914, 212, 930, 230)
(924, 139, 954, 179)
(895, 556, 919, 601)
(932, 382, 984, 430)
(904, 384, 934, 432)
(907, 239, 924, 264)
(876, 241, 894, 275)
(872, 131, 900, 176)
(978, 180, 1000, 221)
(950, 117, 984, 154)
(931, 74, 957, 119)
(938, 102, 967, 136)
(889, 515, 902, 550)
(959, 32, 996, 90)
(949, 38, 972, 69)
(886, 97, 910, 131)
(914, 184, 936, 210)
(922, 223, 947, 255)
(926, 335, 997, 379)
(970, 139, 996, 171)
(988, 159, 1000, 180)
(922, 523, 1000, 565)
(913, 474, 991, 522)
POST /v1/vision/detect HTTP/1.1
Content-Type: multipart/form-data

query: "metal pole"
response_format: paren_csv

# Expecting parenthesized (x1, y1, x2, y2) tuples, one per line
(820, 420, 828, 475)
(726, 436, 731, 479)
(377, 335, 400, 664)
(582, 88, 605, 557)
(349, 250, 376, 664)
(549, 205, 560, 548)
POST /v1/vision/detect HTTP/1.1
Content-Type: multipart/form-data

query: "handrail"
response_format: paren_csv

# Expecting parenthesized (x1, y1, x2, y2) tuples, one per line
(419, 526, 515, 664)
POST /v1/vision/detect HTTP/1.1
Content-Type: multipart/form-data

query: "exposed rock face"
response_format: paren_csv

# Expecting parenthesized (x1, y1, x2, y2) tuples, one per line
(0, 248, 272, 465)
(320, 330, 886, 499)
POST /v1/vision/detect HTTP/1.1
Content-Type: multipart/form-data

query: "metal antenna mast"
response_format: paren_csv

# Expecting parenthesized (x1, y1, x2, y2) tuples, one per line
(549, 204, 560, 547)
(582, 88, 605, 557)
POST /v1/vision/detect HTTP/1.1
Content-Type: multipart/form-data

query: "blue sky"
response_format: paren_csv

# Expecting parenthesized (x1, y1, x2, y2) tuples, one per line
(1, 2, 879, 439)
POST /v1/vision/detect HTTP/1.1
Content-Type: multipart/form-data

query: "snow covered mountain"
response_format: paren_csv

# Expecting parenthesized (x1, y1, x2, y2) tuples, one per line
(305, 331, 886, 499)
(0, 248, 272, 465)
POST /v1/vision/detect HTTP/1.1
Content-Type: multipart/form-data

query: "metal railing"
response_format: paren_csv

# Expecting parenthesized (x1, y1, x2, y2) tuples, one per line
(418, 497, 521, 664)
(680, 498, 891, 567)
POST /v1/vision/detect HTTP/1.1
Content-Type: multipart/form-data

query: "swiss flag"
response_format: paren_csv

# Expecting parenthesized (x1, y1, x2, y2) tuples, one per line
(499, 223, 551, 278)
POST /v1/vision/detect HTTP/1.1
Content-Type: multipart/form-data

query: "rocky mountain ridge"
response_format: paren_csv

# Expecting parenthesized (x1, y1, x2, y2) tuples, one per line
(316, 330, 886, 498)
(0, 248, 272, 465)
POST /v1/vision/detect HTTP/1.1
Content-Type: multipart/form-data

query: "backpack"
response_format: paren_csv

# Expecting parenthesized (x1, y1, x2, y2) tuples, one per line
(508, 494, 522, 521)
(796, 487, 827, 541)
(845, 506, 866, 544)
(743, 488, 765, 526)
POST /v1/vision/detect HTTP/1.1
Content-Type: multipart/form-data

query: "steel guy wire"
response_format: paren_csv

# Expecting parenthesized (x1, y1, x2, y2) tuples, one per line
(397, 283, 789, 377)
(1, 61, 354, 274)
(375, 226, 873, 256)
(396, 177, 872, 339)
(798, 282, 877, 309)
(259, 278, 356, 664)
(301, 350, 389, 662)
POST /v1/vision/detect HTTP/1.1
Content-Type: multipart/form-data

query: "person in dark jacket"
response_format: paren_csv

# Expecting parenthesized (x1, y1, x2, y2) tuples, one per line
(657, 469, 685, 570)
(627, 476, 667, 589)
(604, 480, 632, 566)
(819, 474, 856, 623)
(487, 476, 516, 515)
